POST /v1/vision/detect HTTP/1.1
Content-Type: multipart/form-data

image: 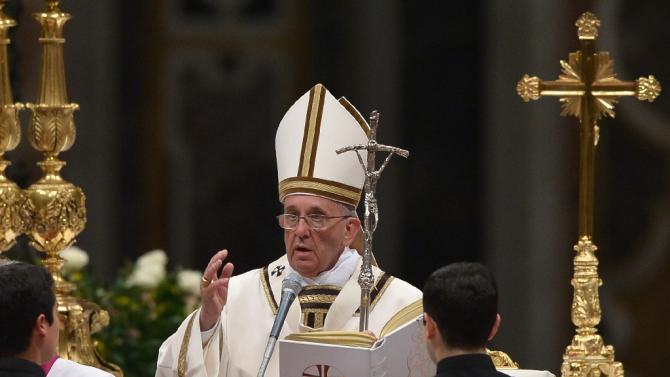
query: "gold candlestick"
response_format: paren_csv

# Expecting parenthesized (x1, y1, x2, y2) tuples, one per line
(516, 12, 660, 377)
(0, 0, 26, 258)
(22, 1, 121, 375)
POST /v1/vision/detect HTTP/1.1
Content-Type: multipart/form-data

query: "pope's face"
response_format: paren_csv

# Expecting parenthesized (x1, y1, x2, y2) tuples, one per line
(283, 195, 359, 278)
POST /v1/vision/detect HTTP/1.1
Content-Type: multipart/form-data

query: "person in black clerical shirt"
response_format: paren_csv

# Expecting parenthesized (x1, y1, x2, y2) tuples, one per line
(422, 262, 509, 377)
(0, 262, 60, 377)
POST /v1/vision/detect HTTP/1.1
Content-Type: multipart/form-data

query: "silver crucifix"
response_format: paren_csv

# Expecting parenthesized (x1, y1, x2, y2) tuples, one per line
(336, 110, 409, 331)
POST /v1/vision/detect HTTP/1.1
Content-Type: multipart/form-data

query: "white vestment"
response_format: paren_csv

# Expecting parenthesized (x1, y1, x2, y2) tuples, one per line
(156, 253, 422, 377)
(47, 358, 114, 377)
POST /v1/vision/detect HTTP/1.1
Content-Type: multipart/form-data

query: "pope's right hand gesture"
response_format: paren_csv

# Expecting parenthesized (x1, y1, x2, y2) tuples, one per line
(199, 249, 235, 331)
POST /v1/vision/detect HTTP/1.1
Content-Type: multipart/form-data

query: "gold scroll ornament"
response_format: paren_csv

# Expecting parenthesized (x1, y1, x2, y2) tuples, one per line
(517, 12, 660, 377)
(21, 1, 122, 375)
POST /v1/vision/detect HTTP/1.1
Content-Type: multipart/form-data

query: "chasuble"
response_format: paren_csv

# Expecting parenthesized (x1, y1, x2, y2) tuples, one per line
(156, 253, 421, 377)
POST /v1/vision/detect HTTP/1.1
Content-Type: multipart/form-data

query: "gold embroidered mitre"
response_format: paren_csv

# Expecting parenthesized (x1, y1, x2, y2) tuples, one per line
(275, 84, 370, 207)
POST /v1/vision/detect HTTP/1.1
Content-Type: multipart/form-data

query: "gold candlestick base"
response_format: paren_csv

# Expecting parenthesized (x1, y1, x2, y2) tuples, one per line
(562, 332, 623, 377)
(561, 237, 623, 377)
(56, 292, 121, 376)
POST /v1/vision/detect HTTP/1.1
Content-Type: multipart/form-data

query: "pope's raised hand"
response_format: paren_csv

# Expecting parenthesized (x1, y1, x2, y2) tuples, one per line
(199, 249, 235, 331)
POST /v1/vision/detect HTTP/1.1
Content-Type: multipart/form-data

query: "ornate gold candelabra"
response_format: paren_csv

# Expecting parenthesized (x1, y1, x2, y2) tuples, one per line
(21, 1, 122, 375)
(516, 12, 661, 377)
(0, 0, 26, 259)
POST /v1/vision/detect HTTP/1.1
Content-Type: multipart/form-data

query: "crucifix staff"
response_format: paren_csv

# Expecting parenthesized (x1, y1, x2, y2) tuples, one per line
(336, 110, 409, 331)
(516, 12, 660, 377)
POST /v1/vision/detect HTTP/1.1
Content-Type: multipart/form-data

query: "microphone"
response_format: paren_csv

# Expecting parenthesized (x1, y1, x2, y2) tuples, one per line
(257, 272, 303, 377)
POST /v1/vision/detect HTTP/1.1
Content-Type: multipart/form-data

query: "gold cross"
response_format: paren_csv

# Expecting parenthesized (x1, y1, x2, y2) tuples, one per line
(516, 12, 661, 377)
(517, 11, 660, 237)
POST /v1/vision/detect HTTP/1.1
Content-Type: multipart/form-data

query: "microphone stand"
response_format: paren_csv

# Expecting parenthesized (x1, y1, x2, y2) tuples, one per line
(257, 272, 303, 377)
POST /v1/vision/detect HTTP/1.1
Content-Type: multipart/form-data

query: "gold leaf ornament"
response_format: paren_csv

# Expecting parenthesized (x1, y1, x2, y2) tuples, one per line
(636, 75, 661, 102)
(516, 74, 540, 102)
(576, 12, 600, 40)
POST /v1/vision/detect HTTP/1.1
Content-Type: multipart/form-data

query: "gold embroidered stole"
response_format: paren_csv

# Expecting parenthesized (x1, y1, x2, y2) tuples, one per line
(260, 255, 395, 331)
(298, 285, 341, 329)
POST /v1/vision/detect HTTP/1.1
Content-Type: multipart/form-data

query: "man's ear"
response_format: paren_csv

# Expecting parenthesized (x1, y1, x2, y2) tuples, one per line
(423, 313, 438, 340)
(488, 314, 501, 341)
(35, 313, 49, 337)
(342, 217, 361, 247)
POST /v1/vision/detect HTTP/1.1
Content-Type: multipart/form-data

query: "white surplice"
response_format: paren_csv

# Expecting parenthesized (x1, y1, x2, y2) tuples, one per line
(48, 358, 114, 377)
(156, 252, 422, 377)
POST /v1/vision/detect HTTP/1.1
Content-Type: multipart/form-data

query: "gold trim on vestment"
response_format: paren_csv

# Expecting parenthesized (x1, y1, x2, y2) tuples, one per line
(301, 308, 330, 314)
(299, 294, 339, 304)
(260, 266, 278, 315)
(380, 298, 422, 337)
(371, 276, 393, 309)
(354, 274, 394, 317)
(177, 313, 197, 377)
(299, 285, 340, 329)
(302, 308, 331, 329)
(302, 284, 341, 291)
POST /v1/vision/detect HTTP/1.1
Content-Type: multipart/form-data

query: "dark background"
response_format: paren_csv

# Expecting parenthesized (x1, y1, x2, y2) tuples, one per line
(3, 1, 669, 376)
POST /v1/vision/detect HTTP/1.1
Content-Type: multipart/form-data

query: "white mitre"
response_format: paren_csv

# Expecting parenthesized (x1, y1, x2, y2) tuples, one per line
(276, 83, 370, 206)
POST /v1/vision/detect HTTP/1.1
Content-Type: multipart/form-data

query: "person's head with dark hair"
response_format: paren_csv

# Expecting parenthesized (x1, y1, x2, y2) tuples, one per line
(422, 262, 500, 363)
(0, 261, 60, 366)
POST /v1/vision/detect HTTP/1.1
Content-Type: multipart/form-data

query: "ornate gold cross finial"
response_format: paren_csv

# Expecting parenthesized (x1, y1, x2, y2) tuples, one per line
(516, 12, 661, 377)
(576, 12, 600, 39)
(47, 0, 60, 12)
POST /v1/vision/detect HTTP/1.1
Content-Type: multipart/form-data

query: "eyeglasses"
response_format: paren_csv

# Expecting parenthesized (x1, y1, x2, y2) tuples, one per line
(277, 213, 350, 230)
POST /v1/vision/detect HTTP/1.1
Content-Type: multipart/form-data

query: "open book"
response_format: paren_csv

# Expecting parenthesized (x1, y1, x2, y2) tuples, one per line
(279, 299, 555, 377)
(283, 299, 423, 348)
(279, 299, 435, 377)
